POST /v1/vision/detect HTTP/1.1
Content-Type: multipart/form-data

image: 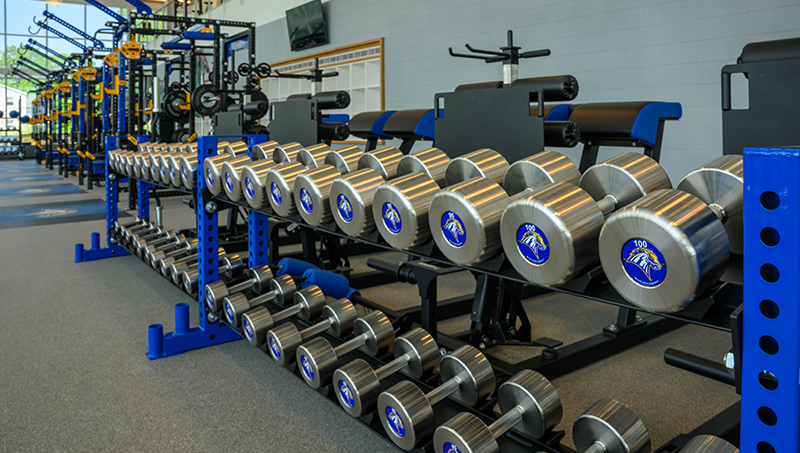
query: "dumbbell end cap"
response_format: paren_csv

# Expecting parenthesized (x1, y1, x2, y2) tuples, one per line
(433, 413, 497, 453)
(266, 322, 301, 365)
(573, 398, 650, 453)
(378, 381, 431, 451)
(333, 359, 380, 417)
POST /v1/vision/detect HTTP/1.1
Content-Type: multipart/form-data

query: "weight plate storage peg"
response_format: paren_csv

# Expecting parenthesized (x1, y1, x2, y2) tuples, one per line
(296, 310, 395, 389)
(378, 345, 496, 451)
(204, 265, 275, 312)
(223, 274, 297, 327)
(433, 369, 563, 453)
(598, 155, 742, 313)
(241, 285, 326, 346)
(293, 146, 365, 226)
(266, 298, 357, 365)
(430, 150, 578, 266)
(334, 328, 440, 417)
(329, 146, 405, 237)
(501, 152, 670, 287)
(573, 398, 650, 453)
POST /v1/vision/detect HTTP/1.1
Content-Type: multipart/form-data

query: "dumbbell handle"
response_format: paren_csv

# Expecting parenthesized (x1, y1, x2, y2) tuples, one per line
(298, 315, 336, 339)
(426, 373, 464, 407)
(596, 195, 617, 216)
(228, 278, 256, 294)
(162, 242, 192, 258)
(173, 252, 199, 265)
(486, 404, 525, 440)
(146, 233, 177, 248)
(374, 352, 413, 381)
(583, 442, 607, 453)
(245, 288, 280, 309)
(707, 203, 726, 222)
(333, 332, 371, 357)
(270, 302, 308, 324)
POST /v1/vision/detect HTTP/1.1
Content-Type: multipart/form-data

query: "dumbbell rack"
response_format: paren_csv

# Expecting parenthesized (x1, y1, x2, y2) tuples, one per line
(189, 137, 751, 451)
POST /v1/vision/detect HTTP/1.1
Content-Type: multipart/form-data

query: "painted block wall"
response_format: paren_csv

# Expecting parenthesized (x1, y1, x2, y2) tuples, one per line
(220, 0, 800, 180)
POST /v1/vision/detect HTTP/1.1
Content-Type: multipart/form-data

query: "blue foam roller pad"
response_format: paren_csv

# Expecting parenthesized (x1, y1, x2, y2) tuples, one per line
(276, 257, 319, 276)
(302, 269, 351, 299)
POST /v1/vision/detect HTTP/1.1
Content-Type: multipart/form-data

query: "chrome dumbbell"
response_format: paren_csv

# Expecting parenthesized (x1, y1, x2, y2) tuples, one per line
(222, 274, 297, 327)
(204, 265, 275, 313)
(241, 285, 326, 346)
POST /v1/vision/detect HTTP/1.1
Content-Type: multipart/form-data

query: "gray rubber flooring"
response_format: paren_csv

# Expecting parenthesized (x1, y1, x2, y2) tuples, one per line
(0, 159, 740, 452)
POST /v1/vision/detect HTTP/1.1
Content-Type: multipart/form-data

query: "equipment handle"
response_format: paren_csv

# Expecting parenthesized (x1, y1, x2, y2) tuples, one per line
(721, 72, 731, 111)
(521, 49, 551, 59)
(664, 348, 735, 386)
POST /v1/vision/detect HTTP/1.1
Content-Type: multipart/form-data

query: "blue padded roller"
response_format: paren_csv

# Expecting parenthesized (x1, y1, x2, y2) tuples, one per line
(162, 42, 191, 50)
(321, 114, 350, 124)
(568, 102, 682, 147)
(182, 31, 214, 41)
(302, 268, 352, 299)
(276, 257, 318, 277)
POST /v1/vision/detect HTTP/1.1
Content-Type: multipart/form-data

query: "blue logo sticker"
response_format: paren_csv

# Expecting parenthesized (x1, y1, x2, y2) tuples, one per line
(269, 337, 281, 360)
(300, 188, 313, 214)
(161, 164, 167, 178)
(244, 318, 254, 341)
(622, 239, 667, 287)
(339, 380, 355, 407)
(441, 211, 466, 248)
(301, 355, 315, 380)
(171, 168, 176, 180)
(183, 167, 189, 182)
(245, 178, 255, 199)
(385, 406, 406, 437)
(516, 223, 550, 265)
(382, 202, 402, 234)
(444, 443, 462, 453)
(225, 173, 234, 192)
(172, 267, 178, 280)
(206, 168, 215, 187)
(224, 301, 234, 323)
(206, 292, 216, 311)
(271, 182, 282, 205)
(337, 194, 353, 223)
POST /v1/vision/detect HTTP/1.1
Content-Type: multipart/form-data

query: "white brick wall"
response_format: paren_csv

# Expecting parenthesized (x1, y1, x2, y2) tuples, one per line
(252, 0, 800, 180)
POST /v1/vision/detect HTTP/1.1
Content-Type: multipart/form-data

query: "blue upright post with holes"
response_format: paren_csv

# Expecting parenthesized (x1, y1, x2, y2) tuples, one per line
(137, 180, 151, 220)
(74, 135, 146, 262)
(741, 147, 800, 453)
(246, 135, 271, 267)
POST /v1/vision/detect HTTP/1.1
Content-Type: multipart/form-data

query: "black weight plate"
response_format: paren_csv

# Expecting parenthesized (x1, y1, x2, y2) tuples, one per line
(164, 89, 190, 123)
(171, 127, 190, 143)
(248, 74, 260, 88)
(255, 62, 271, 78)
(191, 84, 226, 117)
(238, 63, 251, 77)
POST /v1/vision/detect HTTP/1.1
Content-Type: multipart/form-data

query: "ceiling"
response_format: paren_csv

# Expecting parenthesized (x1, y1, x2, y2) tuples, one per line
(32, 0, 166, 7)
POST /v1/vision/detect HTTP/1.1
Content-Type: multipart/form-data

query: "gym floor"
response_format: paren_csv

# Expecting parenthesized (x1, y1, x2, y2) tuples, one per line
(0, 158, 740, 452)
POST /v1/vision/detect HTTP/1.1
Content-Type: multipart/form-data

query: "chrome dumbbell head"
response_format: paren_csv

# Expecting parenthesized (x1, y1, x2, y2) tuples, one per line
(241, 160, 279, 209)
(272, 142, 303, 163)
(377, 345, 496, 451)
(296, 143, 330, 169)
(329, 147, 404, 237)
(598, 155, 742, 313)
(443, 148, 509, 187)
(433, 151, 581, 267)
(324, 145, 364, 174)
(502, 152, 668, 287)
(296, 310, 394, 389)
(573, 398, 650, 453)
(204, 265, 274, 312)
(266, 298, 357, 365)
(220, 156, 251, 200)
(265, 162, 308, 217)
(334, 327, 440, 417)
(433, 369, 562, 453)
(680, 435, 739, 452)
(143, 232, 186, 263)
(151, 238, 197, 269)
(293, 164, 342, 226)
(223, 274, 297, 327)
(241, 285, 326, 345)
(250, 141, 279, 161)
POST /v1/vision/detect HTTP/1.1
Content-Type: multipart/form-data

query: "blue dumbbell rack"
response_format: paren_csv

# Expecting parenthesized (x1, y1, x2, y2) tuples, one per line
(147, 134, 269, 360)
(741, 147, 800, 451)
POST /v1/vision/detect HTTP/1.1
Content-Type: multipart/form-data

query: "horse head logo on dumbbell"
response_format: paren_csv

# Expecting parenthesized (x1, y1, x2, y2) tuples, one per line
(623, 241, 665, 282)
(442, 212, 466, 247)
(337, 195, 353, 222)
(518, 226, 549, 262)
(300, 188, 313, 213)
(382, 203, 401, 233)
(271, 182, 282, 205)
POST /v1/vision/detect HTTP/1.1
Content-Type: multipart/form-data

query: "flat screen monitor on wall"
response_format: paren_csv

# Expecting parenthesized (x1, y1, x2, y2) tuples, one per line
(286, 0, 328, 52)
